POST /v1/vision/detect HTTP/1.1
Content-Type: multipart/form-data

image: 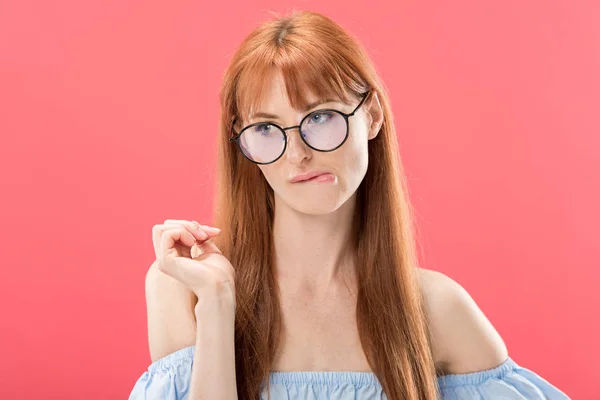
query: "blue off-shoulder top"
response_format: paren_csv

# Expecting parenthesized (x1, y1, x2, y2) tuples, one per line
(128, 345, 570, 399)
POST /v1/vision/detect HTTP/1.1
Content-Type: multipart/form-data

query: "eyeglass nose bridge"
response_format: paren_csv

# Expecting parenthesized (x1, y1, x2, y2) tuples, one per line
(280, 125, 314, 160)
(282, 125, 301, 131)
(281, 124, 308, 140)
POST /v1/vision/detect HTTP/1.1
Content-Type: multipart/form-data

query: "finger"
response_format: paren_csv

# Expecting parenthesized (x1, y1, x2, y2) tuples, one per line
(164, 219, 222, 234)
(164, 220, 208, 241)
(164, 220, 221, 240)
(194, 237, 223, 255)
(162, 224, 209, 242)
(162, 224, 222, 260)
(200, 225, 222, 233)
(152, 224, 166, 260)
(152, 224, 199, 259)
(159, 227, 197, 258)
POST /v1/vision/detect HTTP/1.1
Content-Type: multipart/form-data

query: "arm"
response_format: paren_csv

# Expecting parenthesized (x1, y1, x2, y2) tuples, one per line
(145, 260, 197, 362)
(145, 261, 238, 399)
(190, 292, 237, 400)
(418, 268, 508, 374)
(419, 269, 570, 398)
(144, 221, 238, 399)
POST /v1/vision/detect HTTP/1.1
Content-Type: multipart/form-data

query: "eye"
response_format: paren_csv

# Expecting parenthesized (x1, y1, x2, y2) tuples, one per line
(309, 112, 333, 124)
(253, 123, 275, 135)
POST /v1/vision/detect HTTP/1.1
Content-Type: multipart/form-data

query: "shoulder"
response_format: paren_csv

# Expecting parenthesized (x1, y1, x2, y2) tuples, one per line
(145, 260, 198, 362)
(416, 268, 509, 375)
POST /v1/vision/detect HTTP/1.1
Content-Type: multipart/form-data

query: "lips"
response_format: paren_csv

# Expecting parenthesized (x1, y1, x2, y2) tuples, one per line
(289, 170, 331, 183)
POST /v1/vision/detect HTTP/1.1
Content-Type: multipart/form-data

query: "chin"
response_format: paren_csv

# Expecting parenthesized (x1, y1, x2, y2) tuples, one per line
(285, 192, 349, 215)
(292, 203, 339, 215)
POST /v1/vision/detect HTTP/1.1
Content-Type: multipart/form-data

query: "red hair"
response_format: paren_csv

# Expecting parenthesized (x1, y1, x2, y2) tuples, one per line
(211, 10, 441, 400)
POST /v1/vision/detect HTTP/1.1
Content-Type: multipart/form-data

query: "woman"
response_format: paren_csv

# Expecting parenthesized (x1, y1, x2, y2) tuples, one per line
(129, 10, 569, 400)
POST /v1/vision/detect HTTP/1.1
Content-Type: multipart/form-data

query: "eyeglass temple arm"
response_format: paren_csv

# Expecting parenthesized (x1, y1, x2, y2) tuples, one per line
(348, 90, 370, 117)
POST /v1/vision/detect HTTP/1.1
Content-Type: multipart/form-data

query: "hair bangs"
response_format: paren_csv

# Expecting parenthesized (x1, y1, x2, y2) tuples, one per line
(233, 35, 369, 127)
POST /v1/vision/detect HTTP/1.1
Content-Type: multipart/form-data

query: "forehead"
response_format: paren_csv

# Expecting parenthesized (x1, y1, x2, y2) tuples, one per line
(253, 70, 298, 111)
(236, 66, 350, 124)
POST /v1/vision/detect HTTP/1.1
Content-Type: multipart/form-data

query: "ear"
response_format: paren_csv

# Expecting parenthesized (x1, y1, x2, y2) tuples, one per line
(365, 91, 384, 140)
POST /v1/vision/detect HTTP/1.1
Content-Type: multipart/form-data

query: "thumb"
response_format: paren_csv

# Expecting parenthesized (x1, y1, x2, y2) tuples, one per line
(192, 238, 223, 257)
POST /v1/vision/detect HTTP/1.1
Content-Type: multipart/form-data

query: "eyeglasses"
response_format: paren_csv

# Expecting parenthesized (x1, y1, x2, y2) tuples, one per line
(229, 91, 370, 165)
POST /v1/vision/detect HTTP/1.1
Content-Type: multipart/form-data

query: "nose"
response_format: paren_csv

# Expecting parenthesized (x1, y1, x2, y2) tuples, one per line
(285, 127, 312, 165)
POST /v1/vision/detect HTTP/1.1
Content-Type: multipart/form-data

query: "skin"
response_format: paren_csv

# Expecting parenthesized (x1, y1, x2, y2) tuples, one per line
(145, 67, 509, 394)
(252, 68, 382, 371)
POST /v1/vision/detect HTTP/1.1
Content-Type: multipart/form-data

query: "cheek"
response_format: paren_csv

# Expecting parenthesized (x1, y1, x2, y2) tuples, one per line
(327, 143, 368, 193)
(346, 143, 371, 192)
(258, 165, 279, 187)
(344, 130, 370, 173)
(346, 148, 369, 181)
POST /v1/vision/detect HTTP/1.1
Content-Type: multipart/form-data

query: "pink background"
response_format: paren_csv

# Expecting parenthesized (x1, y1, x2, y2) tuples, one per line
(1, 1, 598, 398)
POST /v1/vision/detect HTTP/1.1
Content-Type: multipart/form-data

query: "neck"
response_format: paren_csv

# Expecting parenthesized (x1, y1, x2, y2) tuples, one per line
(272, 192, 357, 292)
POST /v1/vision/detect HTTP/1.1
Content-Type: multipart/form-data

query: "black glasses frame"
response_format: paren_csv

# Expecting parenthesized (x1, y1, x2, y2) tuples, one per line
(229, 91, 371, 165)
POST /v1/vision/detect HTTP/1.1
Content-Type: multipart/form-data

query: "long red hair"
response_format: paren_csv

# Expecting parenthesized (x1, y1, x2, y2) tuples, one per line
(211, 10, 441, 400)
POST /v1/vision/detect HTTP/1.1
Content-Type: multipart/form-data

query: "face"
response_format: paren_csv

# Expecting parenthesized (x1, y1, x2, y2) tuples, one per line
(240, 69, 384, 215)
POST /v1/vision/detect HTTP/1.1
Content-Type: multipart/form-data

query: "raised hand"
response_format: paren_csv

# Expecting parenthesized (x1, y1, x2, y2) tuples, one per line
(151, 219, 236, 310)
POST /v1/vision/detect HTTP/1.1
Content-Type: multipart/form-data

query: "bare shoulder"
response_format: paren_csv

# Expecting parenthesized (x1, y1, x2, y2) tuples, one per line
(145, 260, 198, 362)
(416, 268, 509, 375)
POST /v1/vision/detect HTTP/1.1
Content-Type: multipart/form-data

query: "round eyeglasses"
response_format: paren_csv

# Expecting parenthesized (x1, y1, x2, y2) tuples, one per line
(229, 91, 370, 165)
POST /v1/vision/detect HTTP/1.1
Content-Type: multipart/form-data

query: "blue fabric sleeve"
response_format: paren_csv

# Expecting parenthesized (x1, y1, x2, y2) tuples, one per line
(128, 346, 570, 400)
(437, 357, 570, 399)
(128, 346, 196, 400)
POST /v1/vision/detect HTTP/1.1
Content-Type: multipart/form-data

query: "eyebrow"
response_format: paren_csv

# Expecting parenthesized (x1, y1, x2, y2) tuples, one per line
(248, 98, 341, 121)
